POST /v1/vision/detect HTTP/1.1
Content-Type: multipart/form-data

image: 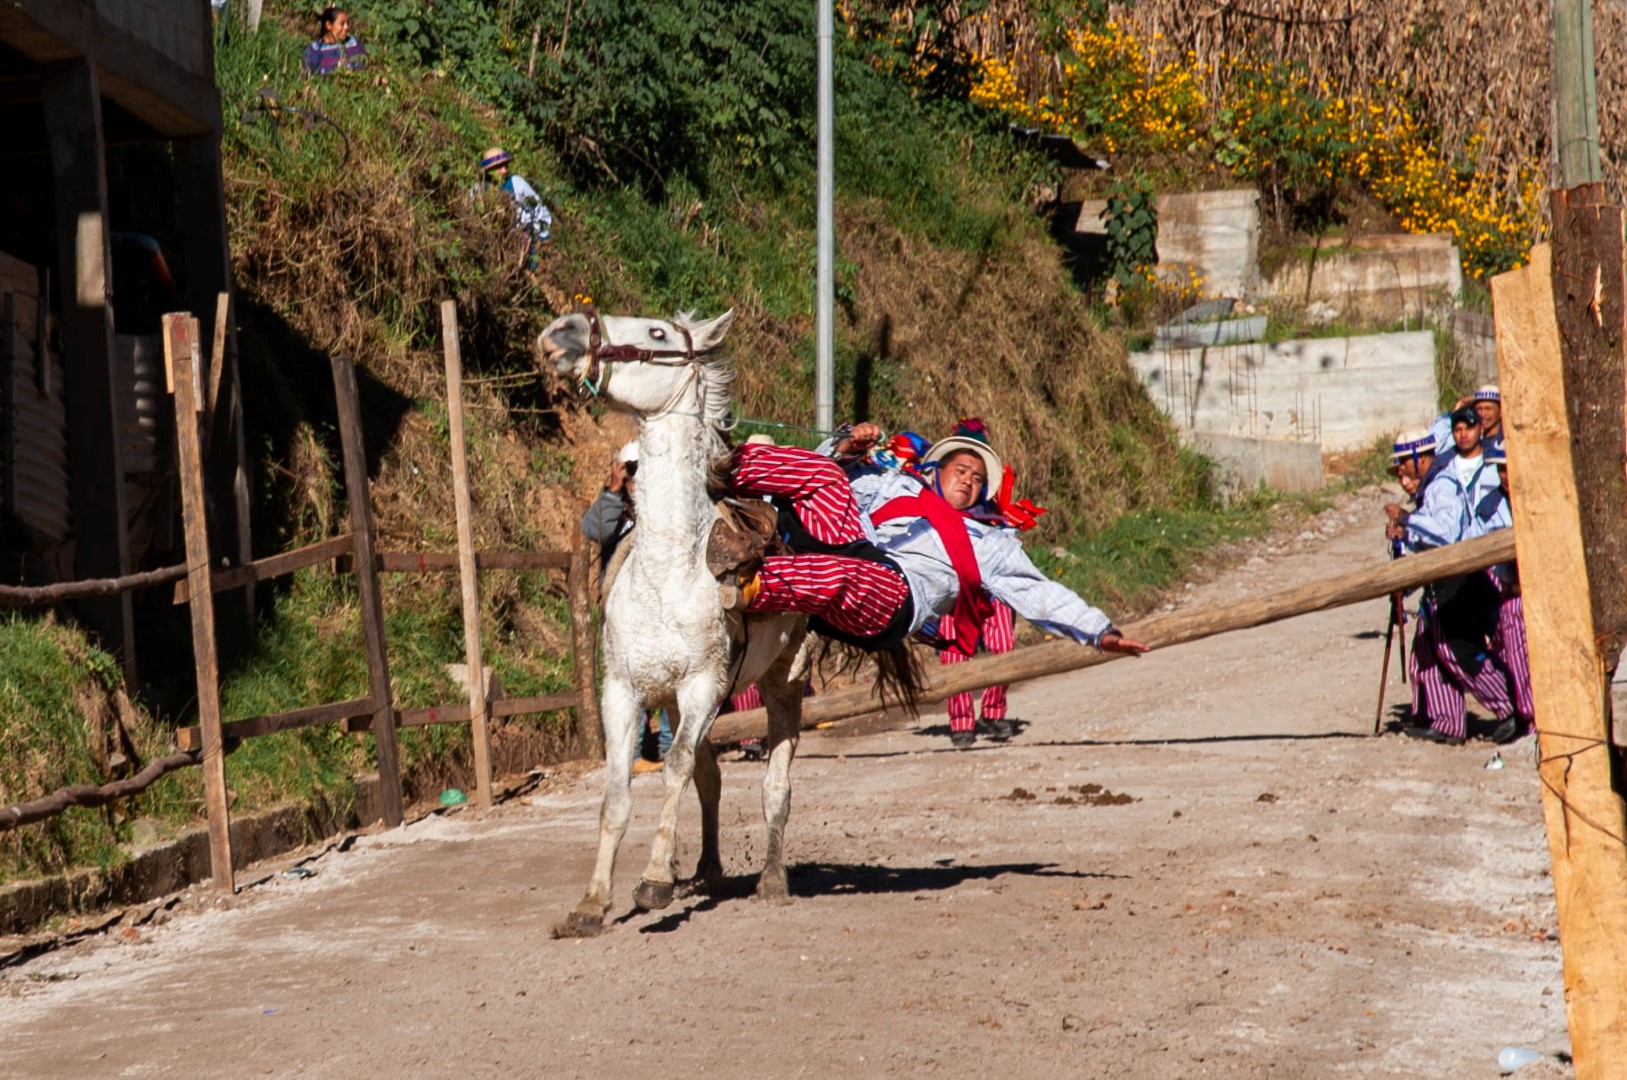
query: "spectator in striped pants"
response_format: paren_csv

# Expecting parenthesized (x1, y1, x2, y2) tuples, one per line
(938, 601, 1016, 742)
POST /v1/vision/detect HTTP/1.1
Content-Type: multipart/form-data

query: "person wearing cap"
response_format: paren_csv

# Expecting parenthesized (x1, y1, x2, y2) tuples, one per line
(1481, 444, 1533, 740)
(719, 426, 1148, 712)
(472, 147, 553, 264)
(1393, 410, 1521, 744)
(1472, 385, 1504, 451)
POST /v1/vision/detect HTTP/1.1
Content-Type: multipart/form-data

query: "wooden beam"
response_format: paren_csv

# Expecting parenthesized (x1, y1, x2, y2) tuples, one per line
(0, 5, 222, 136)
(709, 528, 1518, 745)
(440, 301, 494, 809)
(171, 534, 353, 604)
(42, 59, 134, 681)
(338, 550, 573, 573)
(176, 697, 375, 752)
(567, 529, 603, 759)
(0, 751, 199, 832)
(167, 313, 233, 892)
(395, 694, 581, 729)
(1497, 243, 1627, 1078)
(331, 355, 404, 827)
(1552, 0, 1603, 186)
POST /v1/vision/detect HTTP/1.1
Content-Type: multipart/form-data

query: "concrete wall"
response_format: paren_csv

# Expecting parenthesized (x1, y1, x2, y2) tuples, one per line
(1076, 189, 1261, 297)
(93, 0, 210, 78)
(1154, 189, 1261, 297)
(1265, 233, 1462, 323)
(1129, 330, 1440, 453)
(1450, 308, 1499, 386)
(1190, 432, 1326, 494)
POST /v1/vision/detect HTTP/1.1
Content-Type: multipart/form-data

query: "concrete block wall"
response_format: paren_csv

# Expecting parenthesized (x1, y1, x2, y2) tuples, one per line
(1265, 233, 1463, 324)
(94, 0, 209, 77)
(1190, 432, 1326, 495)
(1129, 330, 1440, 453)
(1153, 189, 1261, 297)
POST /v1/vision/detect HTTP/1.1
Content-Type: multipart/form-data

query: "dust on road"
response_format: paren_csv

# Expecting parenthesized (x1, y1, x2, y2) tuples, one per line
(0, 486, 1571, 1078)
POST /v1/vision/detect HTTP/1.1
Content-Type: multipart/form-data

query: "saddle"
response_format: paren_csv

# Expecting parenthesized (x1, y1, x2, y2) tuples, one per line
(599, 498, 783, 611)
(707, 498, 785, 609)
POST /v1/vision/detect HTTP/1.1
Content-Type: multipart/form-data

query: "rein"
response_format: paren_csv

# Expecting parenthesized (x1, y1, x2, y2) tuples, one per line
(579, 306, 719, 398)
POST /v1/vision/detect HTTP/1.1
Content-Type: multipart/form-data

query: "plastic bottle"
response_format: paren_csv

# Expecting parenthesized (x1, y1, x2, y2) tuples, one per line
(1496, 1046, 1545, 1072)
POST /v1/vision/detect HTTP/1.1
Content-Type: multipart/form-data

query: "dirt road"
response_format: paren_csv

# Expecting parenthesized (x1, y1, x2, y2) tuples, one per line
(0, 487, 1571, 1078)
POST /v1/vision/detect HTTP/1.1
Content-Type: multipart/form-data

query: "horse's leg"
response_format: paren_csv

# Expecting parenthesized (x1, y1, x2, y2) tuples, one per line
(633, 675, 721, 911)
(687, 720, 725, 895)
(756, 639, 809, 904)
(558, 676, 640, 936)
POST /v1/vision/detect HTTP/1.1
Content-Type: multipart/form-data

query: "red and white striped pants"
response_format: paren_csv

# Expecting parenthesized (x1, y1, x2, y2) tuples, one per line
(937, 600, 1014, 731)
(732, 443, 910, 640)
(1492, 585, 1534, 727)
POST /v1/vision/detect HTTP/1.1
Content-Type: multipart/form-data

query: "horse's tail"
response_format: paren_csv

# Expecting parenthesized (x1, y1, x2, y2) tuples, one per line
(814, 637, 926, 718)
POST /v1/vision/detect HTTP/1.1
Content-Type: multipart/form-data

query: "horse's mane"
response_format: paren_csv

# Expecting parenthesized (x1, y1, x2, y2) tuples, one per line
(674, 310, 736, 430)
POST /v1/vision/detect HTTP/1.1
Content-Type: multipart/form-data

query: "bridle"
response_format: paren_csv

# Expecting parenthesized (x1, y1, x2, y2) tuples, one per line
(576, 305, 720, 400)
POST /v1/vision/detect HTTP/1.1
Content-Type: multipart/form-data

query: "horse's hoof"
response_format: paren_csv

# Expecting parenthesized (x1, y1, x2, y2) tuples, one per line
(633, 878, 675, 911)
(551, 911, 605, 938)
(754, 875, 793, 906)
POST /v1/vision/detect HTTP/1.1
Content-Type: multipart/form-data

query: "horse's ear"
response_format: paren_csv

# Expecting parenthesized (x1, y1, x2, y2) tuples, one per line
(689, 308, 736, 351)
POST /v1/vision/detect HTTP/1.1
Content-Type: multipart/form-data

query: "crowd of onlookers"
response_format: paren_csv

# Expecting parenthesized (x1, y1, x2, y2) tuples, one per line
(1384, 386, 1530, 745)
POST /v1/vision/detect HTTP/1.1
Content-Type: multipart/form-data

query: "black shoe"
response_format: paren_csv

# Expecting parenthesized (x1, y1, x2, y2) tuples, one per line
(949, 729, 976, 749)
(975, 717, 1014, 742)
(1401, 724, 1465, 746)
(1489, 718, 1521, 745)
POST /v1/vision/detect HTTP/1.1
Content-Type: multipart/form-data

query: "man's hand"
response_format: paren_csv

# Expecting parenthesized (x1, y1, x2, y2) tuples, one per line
(1383, 503, 1405, 523)
(606, 461, 631, 494)
(1099, 631, 1150, 655)
(1385, 521, 1406, 541)
(836, 421, 883, 456)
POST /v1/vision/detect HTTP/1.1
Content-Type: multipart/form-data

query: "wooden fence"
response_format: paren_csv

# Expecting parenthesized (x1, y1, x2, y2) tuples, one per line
(0, 300, 598, 892)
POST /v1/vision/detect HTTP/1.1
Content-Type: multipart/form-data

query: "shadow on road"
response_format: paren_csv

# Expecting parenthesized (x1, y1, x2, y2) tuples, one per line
(633, 860, 1122, 934)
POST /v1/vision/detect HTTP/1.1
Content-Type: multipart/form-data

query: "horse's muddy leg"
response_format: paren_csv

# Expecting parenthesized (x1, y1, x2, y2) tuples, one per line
(634, 678, 719, 911)
(756, 641, 808, 905)
(684, 734, 725, 896)
(553, 678, 640, 938)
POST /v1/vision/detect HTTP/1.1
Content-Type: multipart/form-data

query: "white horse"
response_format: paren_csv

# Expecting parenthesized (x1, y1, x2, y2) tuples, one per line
(539, 308, 811, 936)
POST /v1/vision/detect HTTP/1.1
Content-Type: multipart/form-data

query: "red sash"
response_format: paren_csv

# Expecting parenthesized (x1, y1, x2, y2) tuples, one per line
(871, 491, 994, 656)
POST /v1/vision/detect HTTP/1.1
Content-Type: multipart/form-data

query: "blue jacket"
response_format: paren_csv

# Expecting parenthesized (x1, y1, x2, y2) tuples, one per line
(1404, 450, 1505, 550)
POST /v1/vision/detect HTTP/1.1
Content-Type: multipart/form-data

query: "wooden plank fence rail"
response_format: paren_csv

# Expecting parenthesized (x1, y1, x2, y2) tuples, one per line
(172, 534, 355, 604)
(176, 697, 376, 752)
(0, 563, 188, 606)
(337, 550, 574, 574)
(395, 693, 583, 729)
(710, 528, 1520, 745)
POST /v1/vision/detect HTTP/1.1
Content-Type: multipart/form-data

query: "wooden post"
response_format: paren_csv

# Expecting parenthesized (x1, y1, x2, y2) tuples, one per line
(42, 60, 136, 683)
(330, 355, 405, 827)
(439, 301, 494, 809)
(1492, 243, 1627, 1079)
(567, 527, 603, 760)
(165, 313, 234, 892)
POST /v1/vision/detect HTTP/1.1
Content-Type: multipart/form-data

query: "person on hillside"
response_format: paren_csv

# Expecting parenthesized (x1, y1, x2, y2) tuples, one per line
(579, 441, 670, 773)
(303, 8, 367, 75)
(1425, 384, 1503, 465)
(472, 147, 553, 267)
(712, 426, 1148, 736)
(1391, 408, 1521, 744)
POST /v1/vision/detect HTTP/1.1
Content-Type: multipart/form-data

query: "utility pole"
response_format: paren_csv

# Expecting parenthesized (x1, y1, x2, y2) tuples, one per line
(815, 0, 835, 432)
(1552, 0, 1601, 185)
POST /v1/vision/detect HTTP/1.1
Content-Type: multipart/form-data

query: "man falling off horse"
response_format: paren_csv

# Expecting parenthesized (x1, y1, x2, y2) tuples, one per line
(711, 421, 1150, 699)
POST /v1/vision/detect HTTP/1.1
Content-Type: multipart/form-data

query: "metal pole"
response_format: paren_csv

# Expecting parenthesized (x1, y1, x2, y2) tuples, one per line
(815, 0, 835, 431)
(1553, 0, 1602, 186)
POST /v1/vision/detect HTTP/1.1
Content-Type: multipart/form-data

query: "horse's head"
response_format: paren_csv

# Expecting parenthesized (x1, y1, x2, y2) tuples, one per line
(538, 309, 736, 419)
